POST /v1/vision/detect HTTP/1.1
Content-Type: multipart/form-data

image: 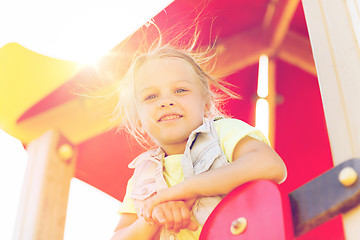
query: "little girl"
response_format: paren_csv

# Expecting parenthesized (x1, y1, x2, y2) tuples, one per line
(111, 45, 287, 240)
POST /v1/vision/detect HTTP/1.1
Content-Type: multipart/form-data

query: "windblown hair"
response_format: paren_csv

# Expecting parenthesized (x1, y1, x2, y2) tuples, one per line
(113, 26, 239, 148)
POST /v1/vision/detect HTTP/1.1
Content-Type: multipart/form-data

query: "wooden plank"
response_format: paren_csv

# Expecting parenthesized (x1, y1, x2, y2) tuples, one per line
(267, 57, 277, 146)
(263, 0, 300, 50)
(210, 28, 270, 77)
(302, 0, 360, 238)
(13, 130, 76, 240)
(277, 30, 316, 76)
(289, 158, 360, 237)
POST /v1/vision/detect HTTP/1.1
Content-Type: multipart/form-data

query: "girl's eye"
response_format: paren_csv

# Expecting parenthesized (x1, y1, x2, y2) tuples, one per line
(145, 94, 157, 101)
(175, 88, 187, 94)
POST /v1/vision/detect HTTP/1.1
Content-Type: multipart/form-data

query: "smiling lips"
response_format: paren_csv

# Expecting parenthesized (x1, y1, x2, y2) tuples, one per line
(158, 114, 182, 122)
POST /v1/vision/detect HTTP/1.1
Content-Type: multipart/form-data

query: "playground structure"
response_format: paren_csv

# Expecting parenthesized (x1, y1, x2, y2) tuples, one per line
(1, 0, 360, 239)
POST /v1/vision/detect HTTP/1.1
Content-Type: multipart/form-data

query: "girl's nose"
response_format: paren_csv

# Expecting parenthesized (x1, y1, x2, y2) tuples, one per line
(160, 96, 175, 108)
(161, 102, 174, 108)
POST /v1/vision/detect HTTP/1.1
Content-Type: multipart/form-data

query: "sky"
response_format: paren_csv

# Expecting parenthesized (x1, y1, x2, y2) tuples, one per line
(0, 130, 27, 239)
(0, 0, 173, 238)
(0, 0, 173, 63)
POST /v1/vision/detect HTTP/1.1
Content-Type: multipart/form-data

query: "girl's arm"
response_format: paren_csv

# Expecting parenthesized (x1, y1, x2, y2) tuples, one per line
(112, 199, 198, 240)
(144, 136, 286, 220)
(111, 213, 161, 240)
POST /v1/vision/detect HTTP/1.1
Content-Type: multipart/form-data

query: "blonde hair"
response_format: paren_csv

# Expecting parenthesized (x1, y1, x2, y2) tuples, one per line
(113, 29, 239, 147)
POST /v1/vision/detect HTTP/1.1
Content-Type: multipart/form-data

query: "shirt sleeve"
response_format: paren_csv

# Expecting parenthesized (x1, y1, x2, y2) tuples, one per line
(118, 176, 137, 215)
(214, 118, 270, 162)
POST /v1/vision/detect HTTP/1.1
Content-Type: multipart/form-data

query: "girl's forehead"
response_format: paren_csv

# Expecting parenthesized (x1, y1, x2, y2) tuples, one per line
(133, 57, 205, 95)
(136, 57, 198, 81)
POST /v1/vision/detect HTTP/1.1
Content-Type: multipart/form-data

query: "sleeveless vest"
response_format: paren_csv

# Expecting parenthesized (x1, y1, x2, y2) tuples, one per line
(128, 117, 229, 239)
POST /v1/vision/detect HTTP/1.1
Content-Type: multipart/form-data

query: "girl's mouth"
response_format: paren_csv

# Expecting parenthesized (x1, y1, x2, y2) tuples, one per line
(158, 114, 182, 122)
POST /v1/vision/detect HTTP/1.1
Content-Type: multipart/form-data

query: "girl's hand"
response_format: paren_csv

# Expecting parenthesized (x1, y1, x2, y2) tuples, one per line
(151, 200, 198, 233)
(143, 192, 167, 221)
(143, 185, 198, 221)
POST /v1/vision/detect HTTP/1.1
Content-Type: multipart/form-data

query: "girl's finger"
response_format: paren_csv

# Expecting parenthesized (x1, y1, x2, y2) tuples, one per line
(144, 197, 160, 221)
(152, 207, 166, 225)
(170, 203, 183, 233)
(143, 201, 155, 221)
(161, 204, 174, 230)
(187, 220, 199, 231)
(179, 205, 191, 228)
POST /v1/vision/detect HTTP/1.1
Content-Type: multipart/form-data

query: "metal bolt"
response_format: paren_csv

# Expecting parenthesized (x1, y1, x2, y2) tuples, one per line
(338, 167, 358, 187)
(58, 144, 74, 162)
(230, 217, 247, 235)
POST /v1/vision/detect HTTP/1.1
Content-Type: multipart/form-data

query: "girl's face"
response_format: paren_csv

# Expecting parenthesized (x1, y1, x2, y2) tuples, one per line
(134, 58, 208, 155)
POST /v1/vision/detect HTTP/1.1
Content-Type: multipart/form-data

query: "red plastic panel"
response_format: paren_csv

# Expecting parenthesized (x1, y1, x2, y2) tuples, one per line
(200, 180, 293, 240)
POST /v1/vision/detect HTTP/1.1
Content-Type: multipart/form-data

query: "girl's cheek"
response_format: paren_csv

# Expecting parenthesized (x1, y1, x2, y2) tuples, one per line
(142, 107, 154, 117)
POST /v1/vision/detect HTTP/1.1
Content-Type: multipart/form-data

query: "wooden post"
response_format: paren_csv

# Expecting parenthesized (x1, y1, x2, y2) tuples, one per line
(268, 57, 277, 146)
(302, 0, 360, 239)
(13, 130, 76, 240)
